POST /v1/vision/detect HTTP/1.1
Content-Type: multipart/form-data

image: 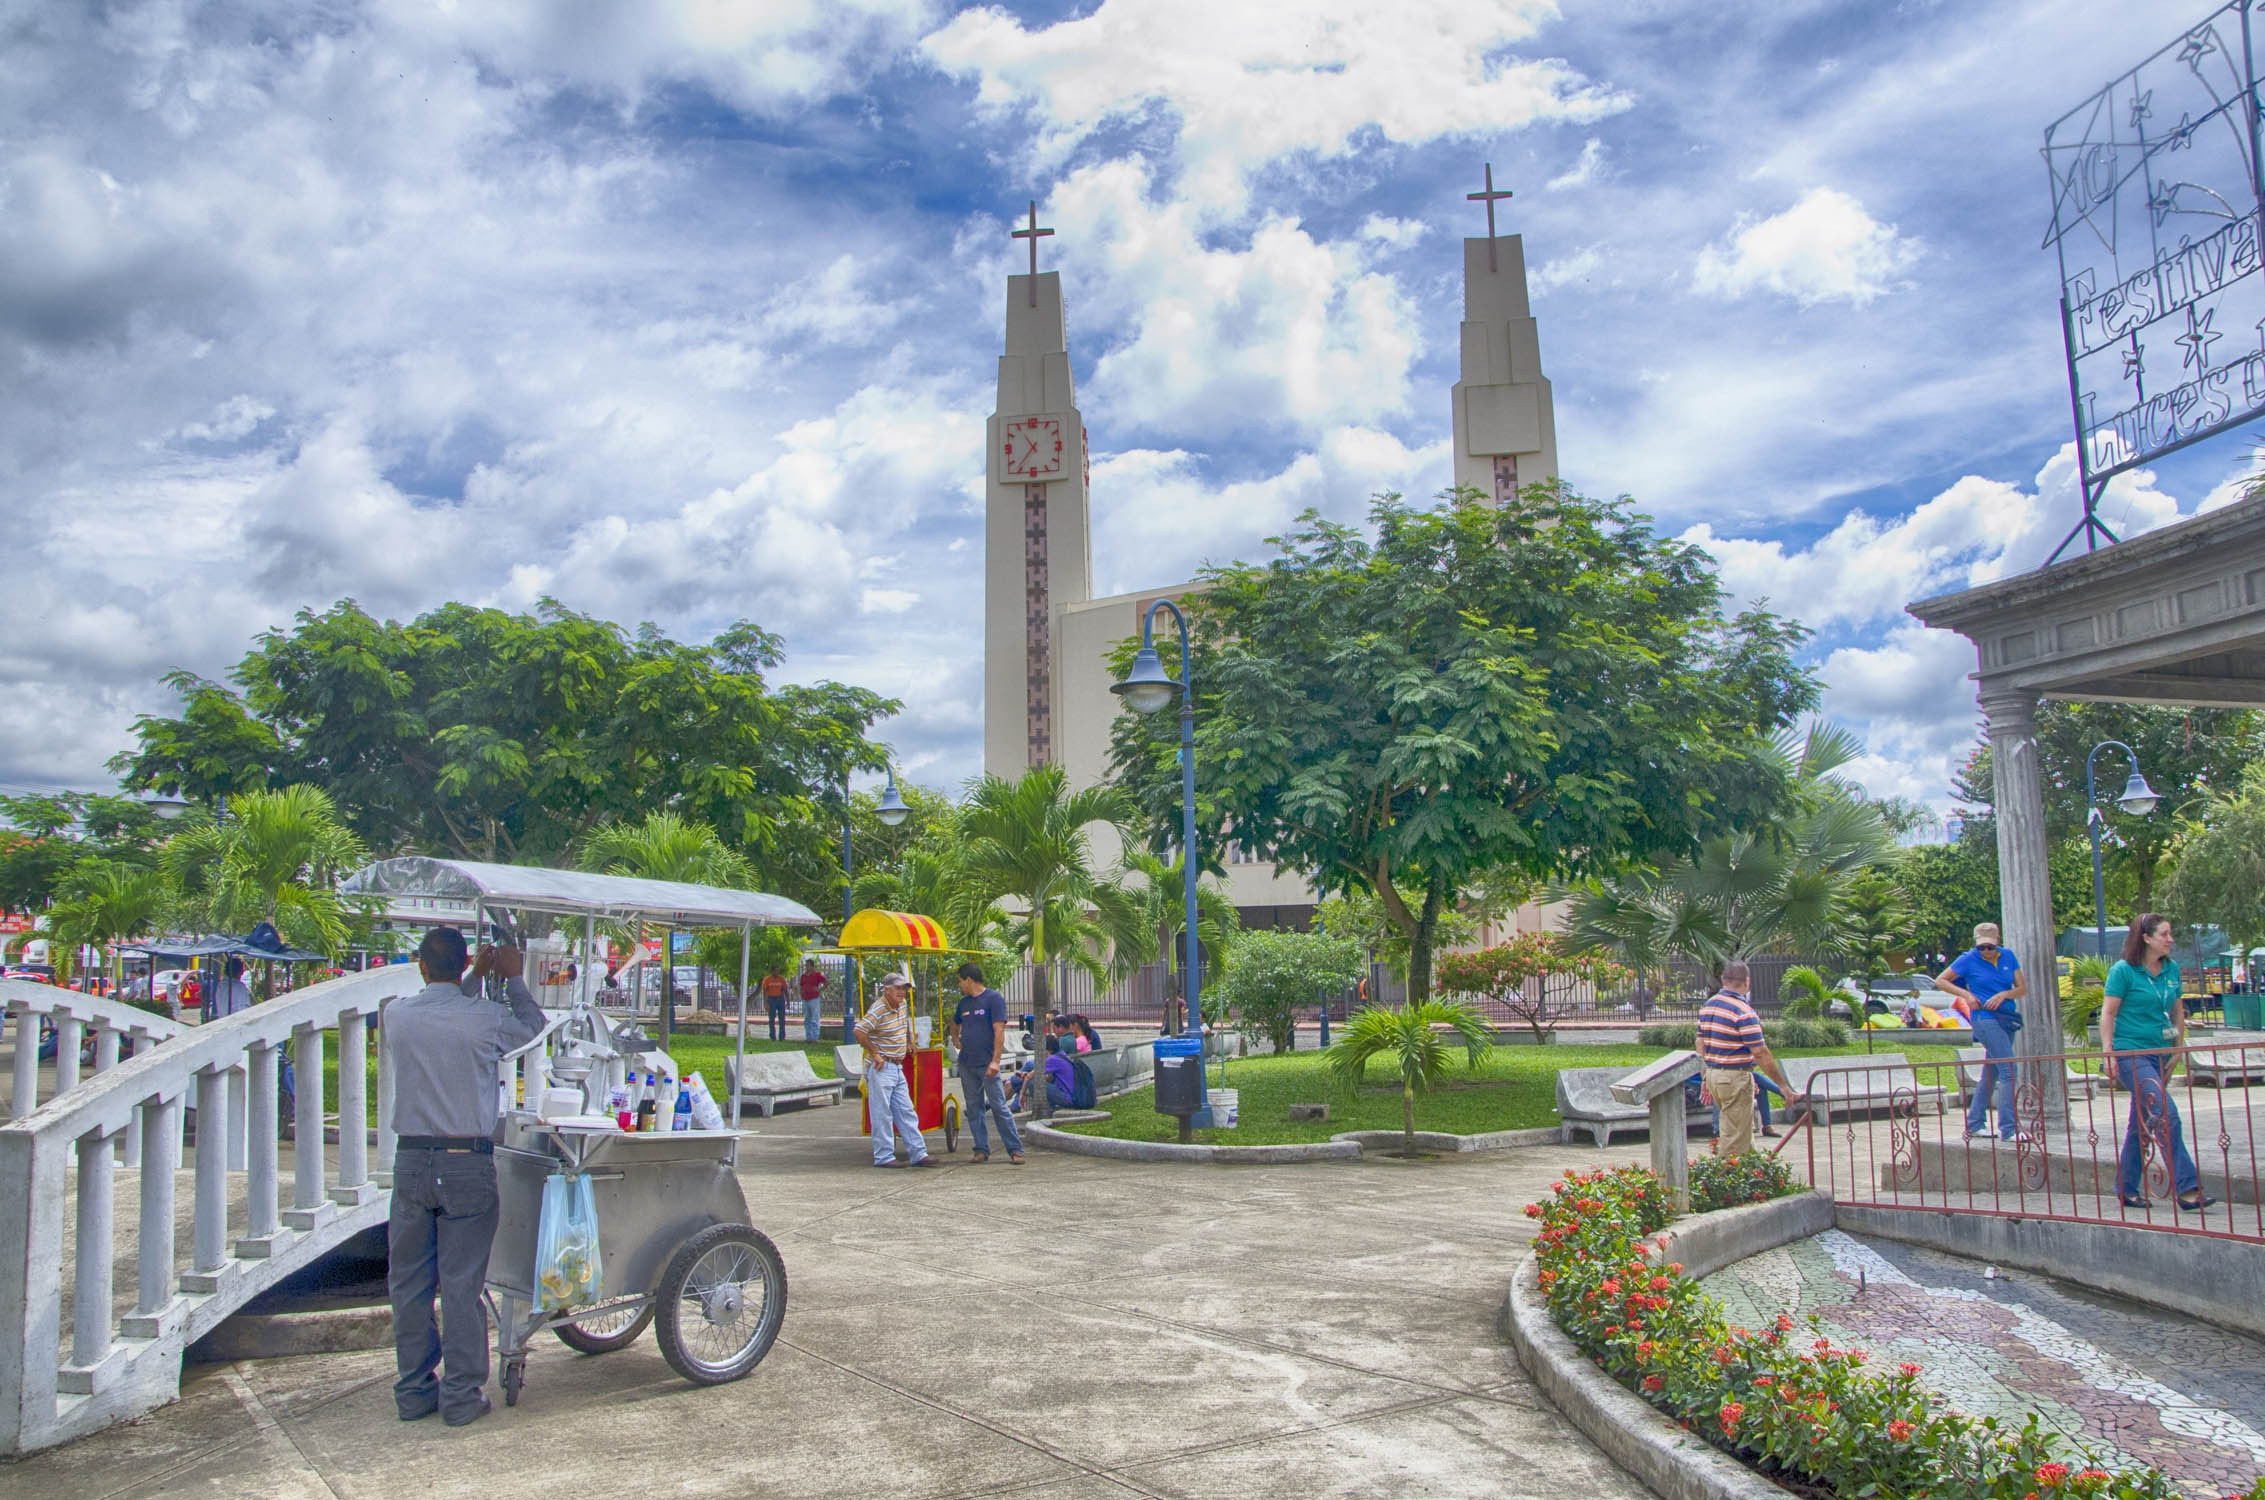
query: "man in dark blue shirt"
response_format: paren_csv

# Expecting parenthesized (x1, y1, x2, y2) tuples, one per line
(1934, 922, 2028, 1142)
(949, 962, 1025, 1163)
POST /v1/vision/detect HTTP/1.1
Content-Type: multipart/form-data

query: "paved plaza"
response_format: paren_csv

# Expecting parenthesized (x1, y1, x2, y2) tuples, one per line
(1704, 1230, 2265, 1498)
(0, 1107, 1654, 1500)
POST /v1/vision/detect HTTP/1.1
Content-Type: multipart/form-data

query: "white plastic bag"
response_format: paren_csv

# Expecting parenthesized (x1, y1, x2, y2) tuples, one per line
(535, 1172, 604, 1312)
(685, 1071, 727, 1130)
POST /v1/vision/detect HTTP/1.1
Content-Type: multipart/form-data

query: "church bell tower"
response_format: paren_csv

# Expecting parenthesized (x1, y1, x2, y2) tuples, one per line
(1452, 164, 1558, 501)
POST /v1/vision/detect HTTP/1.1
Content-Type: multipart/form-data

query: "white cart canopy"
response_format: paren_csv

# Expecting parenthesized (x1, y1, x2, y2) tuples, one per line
(341, 856, 821, 928)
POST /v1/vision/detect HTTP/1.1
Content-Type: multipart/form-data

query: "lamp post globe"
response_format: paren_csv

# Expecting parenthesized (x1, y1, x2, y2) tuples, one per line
(1111, 645, 1181, 716)
(876, 771, 909, 828)
(2116, 771, 2160, 817)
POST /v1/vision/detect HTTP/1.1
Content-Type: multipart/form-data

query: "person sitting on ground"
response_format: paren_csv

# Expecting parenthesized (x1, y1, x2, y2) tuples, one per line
(1004, 1037, 1077, 1112)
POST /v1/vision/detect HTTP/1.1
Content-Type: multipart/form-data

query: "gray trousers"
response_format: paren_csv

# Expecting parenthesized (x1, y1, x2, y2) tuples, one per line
(388, 1148, 499, 1419)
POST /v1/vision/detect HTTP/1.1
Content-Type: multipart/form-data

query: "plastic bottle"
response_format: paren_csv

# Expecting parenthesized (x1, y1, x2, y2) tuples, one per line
(635, 1076, 658, 1133)
(673, 1081, 692, 1131)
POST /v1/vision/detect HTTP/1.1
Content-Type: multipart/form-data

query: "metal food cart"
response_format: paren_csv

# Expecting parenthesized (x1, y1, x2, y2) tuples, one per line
(824, 908, 987, 1152)
(339, 856, 822, 1407)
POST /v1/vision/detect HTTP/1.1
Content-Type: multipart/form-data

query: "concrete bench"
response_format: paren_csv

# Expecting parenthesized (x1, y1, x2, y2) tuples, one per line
(725, 1050, 853, 1117)
(1953, 1047, 2100, 1103)
(1555, 1065, 1717, 1148)
(1785, 1052, 1949, 1119)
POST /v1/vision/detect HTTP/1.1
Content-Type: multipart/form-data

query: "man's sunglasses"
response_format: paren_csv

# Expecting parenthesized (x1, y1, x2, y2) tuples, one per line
(1977, 943, 1999, 953)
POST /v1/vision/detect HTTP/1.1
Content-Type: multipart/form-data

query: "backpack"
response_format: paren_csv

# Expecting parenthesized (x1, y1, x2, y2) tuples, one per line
(1069, 1057, 1097, 1110)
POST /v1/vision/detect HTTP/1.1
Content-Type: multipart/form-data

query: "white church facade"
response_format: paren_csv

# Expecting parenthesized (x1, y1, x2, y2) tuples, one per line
(981, 174, 1560, 933)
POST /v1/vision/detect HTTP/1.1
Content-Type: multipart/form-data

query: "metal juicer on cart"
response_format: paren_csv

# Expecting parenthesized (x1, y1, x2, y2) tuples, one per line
(341, 856, 823, 1407)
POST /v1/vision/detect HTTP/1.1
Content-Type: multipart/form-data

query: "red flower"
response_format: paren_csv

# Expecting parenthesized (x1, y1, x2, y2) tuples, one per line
(1898, 1362, 1921, 1378)
(1813, 1338, 1833, 1353)
(1642, 1375, 1664, 1392)
(1524, 1202, 1541, 1218)
(2034, 1462, 2069, 1486)
(1776, 1314, 1795, 1333)
(1667, 1261, 1684, 1274)
(1649, 1276, 1670, 1291)
(1636, 1341, 1657, 1361)
(1887, 1419, 1913, 1440)
(1718, 1401, 1745, 1433)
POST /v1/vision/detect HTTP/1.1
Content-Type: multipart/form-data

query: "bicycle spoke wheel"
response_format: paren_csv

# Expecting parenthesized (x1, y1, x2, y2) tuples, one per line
(654, 1224, 787, 1384)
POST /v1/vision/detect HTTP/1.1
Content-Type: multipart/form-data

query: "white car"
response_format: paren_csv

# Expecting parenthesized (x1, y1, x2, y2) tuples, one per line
(153, 968, 192, 1000)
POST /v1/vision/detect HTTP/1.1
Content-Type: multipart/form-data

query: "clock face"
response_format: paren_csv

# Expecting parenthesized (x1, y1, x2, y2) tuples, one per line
(1001, 416, 1066, 479)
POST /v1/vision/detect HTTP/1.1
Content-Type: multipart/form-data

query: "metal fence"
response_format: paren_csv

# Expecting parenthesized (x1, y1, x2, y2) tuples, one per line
(1784, 1040, 2265, 1245)
(991, 959, 1410, 1027)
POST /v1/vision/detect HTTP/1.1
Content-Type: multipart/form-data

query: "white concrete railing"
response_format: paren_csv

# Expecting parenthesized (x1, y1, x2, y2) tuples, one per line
(6, 984, 186, 1167)
(0, 964, 422, 1455)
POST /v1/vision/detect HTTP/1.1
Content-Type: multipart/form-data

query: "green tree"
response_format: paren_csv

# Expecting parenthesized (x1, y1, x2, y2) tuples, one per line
(579, 811, 753, 1049)
(1433, 932, 1630, 1042)
(46, 861, 174, 994)
(1312, 876, 1525, 983)
(1109, 486, 1814, 1002)
(1954, 703, 2258, 912)
(2162, 763, 2265, 952)
(953, 764, 1153, 1115)
(1212, 929, 1364, 1054)
(1896, 820, 2095, 963)
(0, 792, 172, 916)
(1831, 868, 1916, 977)
(162, 786, 370, 996)
(1326, 1000, 1494, 1157)
(1555, 722, 1894, 983)
(113, 600, 898, 877)
(1123, 847, 1241, 1000)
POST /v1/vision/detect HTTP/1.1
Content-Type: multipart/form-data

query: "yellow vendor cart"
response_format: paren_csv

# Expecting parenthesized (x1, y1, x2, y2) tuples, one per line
(826, 909, 986, 1153)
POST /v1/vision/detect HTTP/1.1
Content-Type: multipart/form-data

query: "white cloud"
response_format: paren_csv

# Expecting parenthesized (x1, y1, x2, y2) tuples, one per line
(922, 0, 1628, 208)
(1058, 160, 1422, 440)
(1548, 137, 1608, 190)
(1692, 187, 1921, 307)
(1531, 245, 1602, 294)
(861, 589, 920, 614)
(1359, 214, 1426, 251)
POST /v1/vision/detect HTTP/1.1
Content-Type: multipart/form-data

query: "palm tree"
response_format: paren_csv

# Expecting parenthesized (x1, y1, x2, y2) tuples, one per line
(47, 861, 173, 997)
(1555, 721, 1894, 988)
(1123, 848, 1241, 1023)
(164, 786, 368, 992)
(1326, 1000, 1494, 1157)
(579, 811, 752, 1048)
(954, 764, 1153, 1117)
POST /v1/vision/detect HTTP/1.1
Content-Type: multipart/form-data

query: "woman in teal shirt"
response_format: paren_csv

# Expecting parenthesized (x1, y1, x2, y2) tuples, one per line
(2100, 913, 2213, 1211)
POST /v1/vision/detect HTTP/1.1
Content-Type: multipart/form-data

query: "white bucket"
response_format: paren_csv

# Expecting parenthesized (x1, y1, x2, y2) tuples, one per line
(1212, 1087, 1239, 1128)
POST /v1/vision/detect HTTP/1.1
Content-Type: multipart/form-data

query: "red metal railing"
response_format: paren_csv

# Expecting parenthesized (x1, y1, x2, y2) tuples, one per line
(1785, 1039, 2265, 1244)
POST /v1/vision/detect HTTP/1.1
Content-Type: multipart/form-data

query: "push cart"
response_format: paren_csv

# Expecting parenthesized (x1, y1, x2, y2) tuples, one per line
(485, 1116, 785, 1405)
(338, 855, 824, 1409)
(826, 908, 992, 1153)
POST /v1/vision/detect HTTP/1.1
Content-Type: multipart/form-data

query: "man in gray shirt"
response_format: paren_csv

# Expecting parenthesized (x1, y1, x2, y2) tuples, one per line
(385, 926, 546, 1426)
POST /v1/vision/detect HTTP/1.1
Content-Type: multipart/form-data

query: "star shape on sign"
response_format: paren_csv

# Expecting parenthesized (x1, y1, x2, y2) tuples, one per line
(2178, 29, 2217, 69)
(2123, 344, 2146, 383)
(2178, 303, 2221, 374)
(2129, 88, 2153, 130)
(2167, 113, 2197, 151)
(2150, 181, 2181, 226)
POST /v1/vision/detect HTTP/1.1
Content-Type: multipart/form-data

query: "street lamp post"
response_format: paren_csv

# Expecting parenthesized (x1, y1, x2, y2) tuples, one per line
(2084, 740, 2161, 959)
(1112, 600, 1202, 1048)
(839, 766, 910, 1044)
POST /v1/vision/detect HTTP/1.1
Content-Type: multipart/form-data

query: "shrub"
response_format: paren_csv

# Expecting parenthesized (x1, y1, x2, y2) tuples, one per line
(1214, 929, 1365, 1054)
(1763, 1018, 1849, 1049)
(1688, 1151, 1799, 1213)
(1436, 934, 1631, 1042)
(1639, 1022, 1698, 1049)
(1525, 1165, 2233, 1498)
(1778, 965, 1830, 1021)
(2061, 955, 2111, 1043)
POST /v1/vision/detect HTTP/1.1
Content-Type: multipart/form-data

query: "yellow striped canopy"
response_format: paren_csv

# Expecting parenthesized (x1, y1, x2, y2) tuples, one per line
(837, 908, 951, 952)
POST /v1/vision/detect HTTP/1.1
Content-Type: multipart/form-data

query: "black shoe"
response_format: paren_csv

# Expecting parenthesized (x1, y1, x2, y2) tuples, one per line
(873, 1160, 906, 1168)
(910, 1157, 941, 1168)
(443, 1395, 491, 1428)
(398, 1401, 439, 1422)
(2119, 1194, 2152, 1210)
(2179, 1192, 2219, 1211)
(1760, 1127, 1780, 1138)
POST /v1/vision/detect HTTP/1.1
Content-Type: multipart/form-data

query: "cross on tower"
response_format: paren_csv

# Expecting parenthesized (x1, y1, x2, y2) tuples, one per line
(1012, 199, 1055, 307)
(1467, 162, 1514, 273)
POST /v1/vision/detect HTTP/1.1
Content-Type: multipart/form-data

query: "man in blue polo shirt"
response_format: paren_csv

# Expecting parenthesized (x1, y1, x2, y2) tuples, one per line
(1933, 922, 2028, 1142)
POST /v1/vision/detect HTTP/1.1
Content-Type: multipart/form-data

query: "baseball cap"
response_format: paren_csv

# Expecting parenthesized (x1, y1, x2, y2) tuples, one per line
(879, 970, 912, 988)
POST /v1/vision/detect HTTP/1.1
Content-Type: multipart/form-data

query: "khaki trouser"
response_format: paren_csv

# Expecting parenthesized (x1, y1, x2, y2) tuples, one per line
(1705, 1067, 1756, 1156)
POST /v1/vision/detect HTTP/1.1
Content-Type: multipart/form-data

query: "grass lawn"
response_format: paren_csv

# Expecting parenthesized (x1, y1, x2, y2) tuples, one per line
(1060, 1041, 1966, 1146)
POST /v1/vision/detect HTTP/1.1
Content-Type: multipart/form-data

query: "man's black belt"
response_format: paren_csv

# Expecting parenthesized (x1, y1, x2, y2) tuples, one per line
(395, 1135, 494, 1154)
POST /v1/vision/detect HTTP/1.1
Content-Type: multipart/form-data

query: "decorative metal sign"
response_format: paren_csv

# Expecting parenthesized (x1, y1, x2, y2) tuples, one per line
(2044, 1, 2265, 560)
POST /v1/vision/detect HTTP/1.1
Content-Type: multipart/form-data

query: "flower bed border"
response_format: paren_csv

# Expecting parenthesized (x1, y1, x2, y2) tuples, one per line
(1502, 1195, 1827, 1500)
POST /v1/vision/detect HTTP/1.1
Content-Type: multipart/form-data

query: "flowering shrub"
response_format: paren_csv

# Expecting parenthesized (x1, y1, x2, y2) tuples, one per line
(1688, 1150, 1799, 1213)
(1526, 1165, 2263, 1500)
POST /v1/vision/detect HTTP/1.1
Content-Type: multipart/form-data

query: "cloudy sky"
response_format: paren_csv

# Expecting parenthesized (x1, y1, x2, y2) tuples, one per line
(3, 0, 2255, 818)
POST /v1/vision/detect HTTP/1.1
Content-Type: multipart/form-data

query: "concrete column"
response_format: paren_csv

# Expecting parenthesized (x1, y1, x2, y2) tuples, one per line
(192, 1066, 229, 1274)
(10, 1004, 35, 1118)
(1982, 684, 2068, 1119)
(72, 1130, 114, 1369)
(136, 1095, 179, 1316)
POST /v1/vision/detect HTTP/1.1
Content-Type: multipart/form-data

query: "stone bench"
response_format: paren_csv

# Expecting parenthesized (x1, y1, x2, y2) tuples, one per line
(1555, 1065, 1717, 1148)
(1784, 1052, 1949, 1119)
(1953, 1047, 2100, 1103)
(725, 1050, 853, 1117)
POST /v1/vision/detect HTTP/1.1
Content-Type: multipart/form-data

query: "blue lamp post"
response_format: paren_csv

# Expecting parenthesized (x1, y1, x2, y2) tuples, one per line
(1112, 600, 1202, 1045)
(839, 765, 911, 1043)
(2084, 740, 2160, 958)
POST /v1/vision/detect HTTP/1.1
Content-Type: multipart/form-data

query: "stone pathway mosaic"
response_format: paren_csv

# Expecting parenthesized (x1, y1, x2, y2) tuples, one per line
(1702, 1231, 2265, 1499)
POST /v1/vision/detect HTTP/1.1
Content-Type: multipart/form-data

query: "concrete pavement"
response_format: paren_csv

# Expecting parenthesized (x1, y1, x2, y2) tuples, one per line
(0, 1104, 1653, 1500)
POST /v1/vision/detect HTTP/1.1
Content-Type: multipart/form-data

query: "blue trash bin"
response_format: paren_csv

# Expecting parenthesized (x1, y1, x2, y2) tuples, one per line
(1152, 1035, 1210, 1126)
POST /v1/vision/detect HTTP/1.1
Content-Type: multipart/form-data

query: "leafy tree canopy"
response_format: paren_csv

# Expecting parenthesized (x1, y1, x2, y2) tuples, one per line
(1213, 928, 1364, 1054)
(1894, 819, 2094, 964)
(2162, 762, 2265, 952)
(0, 791, 172, 916)
(1108, 486, 1815, 1000)
(1954, 702, 2258, 911)
(111, 599, 900, 885)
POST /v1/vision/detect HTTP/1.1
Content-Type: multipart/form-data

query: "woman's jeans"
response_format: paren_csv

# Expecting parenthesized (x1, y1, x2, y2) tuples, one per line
(1967, 1012, 2019, 1138)
(2116, 1052, 2201, 1200)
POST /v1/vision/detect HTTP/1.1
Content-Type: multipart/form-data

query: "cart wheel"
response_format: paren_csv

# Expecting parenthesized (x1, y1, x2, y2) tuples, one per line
(554, 1299, 654, 1355)
(502, 1358, 524, 1407)
(944, 1096, 960, 1154)
(654, 1223, 787, 1386)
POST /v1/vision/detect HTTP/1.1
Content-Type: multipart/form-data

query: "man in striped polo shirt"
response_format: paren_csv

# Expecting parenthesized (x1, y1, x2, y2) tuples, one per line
(1697, 960, 1802, 1157)
(855, 970, 938, 1169)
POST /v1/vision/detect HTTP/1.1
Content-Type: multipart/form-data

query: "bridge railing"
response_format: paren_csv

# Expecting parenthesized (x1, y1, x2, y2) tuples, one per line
(5, 984, 186, 1165)
(0, 964, 423, 1455)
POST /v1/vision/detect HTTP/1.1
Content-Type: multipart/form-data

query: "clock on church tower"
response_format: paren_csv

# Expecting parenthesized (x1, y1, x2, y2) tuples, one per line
(999, 415, 1067, 481)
